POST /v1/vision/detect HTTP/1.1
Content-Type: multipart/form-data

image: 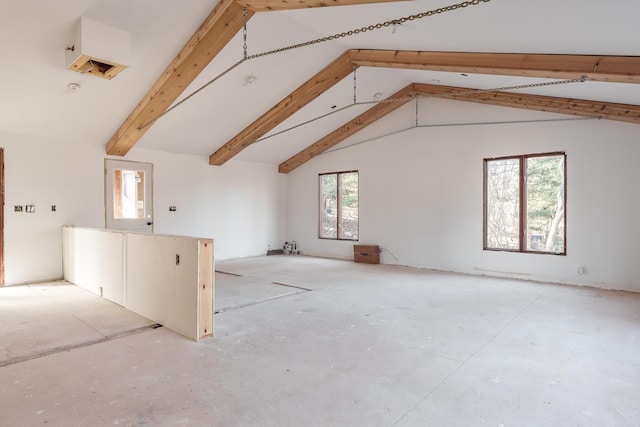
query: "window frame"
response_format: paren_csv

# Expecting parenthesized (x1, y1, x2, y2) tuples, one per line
(483, 151, 567, 255)
(318, 170, 359, 241)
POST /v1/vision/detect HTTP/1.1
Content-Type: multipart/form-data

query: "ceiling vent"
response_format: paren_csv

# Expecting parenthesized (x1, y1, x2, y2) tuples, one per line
(65, 17, 130, 80)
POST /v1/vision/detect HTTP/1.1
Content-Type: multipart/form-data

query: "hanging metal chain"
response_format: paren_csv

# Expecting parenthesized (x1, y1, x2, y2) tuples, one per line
(137, 0, 492, 131)
(415, 96, 419, 127)
(354, 76, 587, 108)
(353, 66, 358, 105)
(242, 8, 249, 60)
(255, 77, 586, 143)
(245, 0, 492, 60)
(425, 76, 587, 99)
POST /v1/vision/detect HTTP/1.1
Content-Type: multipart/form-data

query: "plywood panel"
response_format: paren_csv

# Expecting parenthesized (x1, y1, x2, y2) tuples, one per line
(198, 240, 214, 339)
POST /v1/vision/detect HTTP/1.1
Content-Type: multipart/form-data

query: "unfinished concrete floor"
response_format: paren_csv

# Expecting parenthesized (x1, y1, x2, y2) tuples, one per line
(1, 256, 639, 426)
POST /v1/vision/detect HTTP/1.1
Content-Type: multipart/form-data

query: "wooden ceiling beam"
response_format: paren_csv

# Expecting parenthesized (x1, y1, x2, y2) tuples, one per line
(217, 49, 640, 167)
(350, 50, 640, 83)
(106, 0, 252, 156)
(237, 0, 411, 12)
(209, 51, 355, 165)
(278, 84, 416, 173)
(279, 82, 640, 173)
(412, 83, 640, 124)
(105, 0, 414, 157)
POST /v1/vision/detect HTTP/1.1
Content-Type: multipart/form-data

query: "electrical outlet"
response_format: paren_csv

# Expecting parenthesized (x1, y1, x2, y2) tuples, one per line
(14, 205, 23, 212)
(51, 205, 56, 212)
(578, 265, 587, 275)
(169, 206, 177, 212)
(25, 205, 35, 213)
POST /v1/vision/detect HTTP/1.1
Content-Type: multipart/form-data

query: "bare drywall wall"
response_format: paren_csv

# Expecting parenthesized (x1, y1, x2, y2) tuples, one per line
(126, 147, 287, 261)
(63, 226, 214, 341)
(286, 99, 640, 292)
(125, 233, 201, 339)
(2, 133, 104, 285)
(1, 132, 287, 285)
(62, 227, 125, 304)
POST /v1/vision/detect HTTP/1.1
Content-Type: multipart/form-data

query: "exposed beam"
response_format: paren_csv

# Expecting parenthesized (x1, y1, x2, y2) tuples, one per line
(209, 51, 355, 165)
(106, 0, 414, 157)
(412, 83, 640, 124)
(279, 82, 640, 173)
(278, 85, 416, 173)
(106, 0, 253, 156)
(237, 0, 411, 12)
(350, 50, 640, 83)
(218, 49, 640, 166)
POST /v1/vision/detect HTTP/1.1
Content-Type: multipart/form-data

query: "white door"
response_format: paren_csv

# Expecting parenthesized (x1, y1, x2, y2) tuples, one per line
(105, 159, 153, 233)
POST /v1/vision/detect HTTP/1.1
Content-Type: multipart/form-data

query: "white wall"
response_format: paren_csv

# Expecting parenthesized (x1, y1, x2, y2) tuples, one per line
(287, 99, 640, 293)
(5, 98, 640, 293)
(124, 147, 287, 260)
(1, 131, 287, 285)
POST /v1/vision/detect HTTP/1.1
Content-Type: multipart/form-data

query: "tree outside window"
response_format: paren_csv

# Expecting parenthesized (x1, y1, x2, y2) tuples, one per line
(319, 171, 359, 240)
(484, 152, 566, 254)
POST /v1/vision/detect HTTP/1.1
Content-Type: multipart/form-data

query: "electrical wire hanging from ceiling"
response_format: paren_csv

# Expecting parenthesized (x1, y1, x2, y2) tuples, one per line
(136, 0, 493, 131)
(254, 76, 587, 143)
(320, 116, 602, 156)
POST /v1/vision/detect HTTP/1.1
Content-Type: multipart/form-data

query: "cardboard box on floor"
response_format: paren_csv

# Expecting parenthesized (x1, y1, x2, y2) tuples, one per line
(354, 245, 380, 264)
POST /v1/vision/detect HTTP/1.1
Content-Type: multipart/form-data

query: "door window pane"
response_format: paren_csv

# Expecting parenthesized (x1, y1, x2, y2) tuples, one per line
(113, 169, 145, 219)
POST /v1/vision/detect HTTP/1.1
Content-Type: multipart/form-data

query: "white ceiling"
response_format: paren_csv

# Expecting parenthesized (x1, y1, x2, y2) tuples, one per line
(1, 0, 639, 165)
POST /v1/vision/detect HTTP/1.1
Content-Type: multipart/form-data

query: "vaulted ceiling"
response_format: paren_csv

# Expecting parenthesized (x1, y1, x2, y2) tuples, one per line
(2, 0, 639, 172)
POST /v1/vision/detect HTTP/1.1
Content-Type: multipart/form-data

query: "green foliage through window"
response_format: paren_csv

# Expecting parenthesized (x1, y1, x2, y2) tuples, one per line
(484, 153, 565, 254)
(319, 171, 359, 240)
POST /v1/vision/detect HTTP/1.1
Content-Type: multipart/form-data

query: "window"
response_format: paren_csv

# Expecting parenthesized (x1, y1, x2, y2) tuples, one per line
(105, 159, 154, 233)
(319, 171, 359, 240)
(484, 152, 566, 254)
